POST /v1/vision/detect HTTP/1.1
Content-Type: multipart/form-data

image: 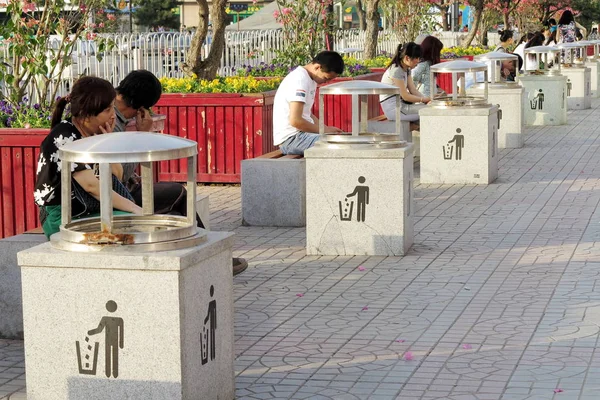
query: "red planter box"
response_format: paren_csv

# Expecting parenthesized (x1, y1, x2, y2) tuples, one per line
(153, 91, 277, 184)
(0, 129, 46, 238)
(0, 116, 166, 239)
(312, 72, 384, 132)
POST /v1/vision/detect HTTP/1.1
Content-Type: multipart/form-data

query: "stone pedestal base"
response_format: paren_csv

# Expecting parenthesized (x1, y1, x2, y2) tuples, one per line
(520, 75, 568, 126)
(419, 105, 499, 185)
(585, 60, 600, 98)
(305, 145, 414, 256)
(17, 231, 235, 400)
(469, 85, 524, 149)
(562, 67, 592, 110)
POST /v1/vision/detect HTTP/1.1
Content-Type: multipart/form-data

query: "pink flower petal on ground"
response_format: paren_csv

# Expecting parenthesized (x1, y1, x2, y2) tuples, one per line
(462, 344, 472, 349)
(395, 339, 405, 343)
(296, 293, 304, 297)
(358, 266, 366, 271)
(554, 388, 563, 393)
(403, 351, 414, 361)
(362, 306, 368, 311)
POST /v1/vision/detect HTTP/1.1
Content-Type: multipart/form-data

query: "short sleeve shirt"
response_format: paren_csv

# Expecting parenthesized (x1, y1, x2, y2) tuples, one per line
(273, 66, 317, 146)
(380, 65, 409, 103)
(34, 120, 93, 207)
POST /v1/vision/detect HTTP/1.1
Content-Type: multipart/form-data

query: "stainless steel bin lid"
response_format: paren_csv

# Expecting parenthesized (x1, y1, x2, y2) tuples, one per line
(524, 45, 560, 54)
(474, 51, 518, 61)
(59, 131, 198, 163)
(431, 60, 487, 73)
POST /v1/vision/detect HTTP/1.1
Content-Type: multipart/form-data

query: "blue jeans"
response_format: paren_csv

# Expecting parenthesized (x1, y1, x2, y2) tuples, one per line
(279, 132, 320, 155)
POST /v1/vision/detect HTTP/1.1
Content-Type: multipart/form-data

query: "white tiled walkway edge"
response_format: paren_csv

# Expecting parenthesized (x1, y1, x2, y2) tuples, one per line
(3, 101, 600, 399)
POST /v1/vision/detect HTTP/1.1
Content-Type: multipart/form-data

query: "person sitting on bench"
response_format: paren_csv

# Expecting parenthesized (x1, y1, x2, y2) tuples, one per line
(273, 51, 345, 156)
(380, 42, 431, 125)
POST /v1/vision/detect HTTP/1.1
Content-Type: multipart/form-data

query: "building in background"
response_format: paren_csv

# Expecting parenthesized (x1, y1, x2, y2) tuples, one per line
(179, 0, 275, 29)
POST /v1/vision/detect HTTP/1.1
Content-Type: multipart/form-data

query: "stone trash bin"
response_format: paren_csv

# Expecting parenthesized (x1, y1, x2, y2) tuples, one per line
(470, 51, 525, 149)
(583, 40, 600, 98)
(520, 46, 568, 126)
(557, 42, 592, 110)
(306, 81, 414, 256)
(420, 60, 500, 185)
(17, 132, 235, 400)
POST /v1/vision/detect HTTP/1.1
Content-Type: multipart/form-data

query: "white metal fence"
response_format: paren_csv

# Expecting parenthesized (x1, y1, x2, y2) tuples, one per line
(2, 29, 499, 101)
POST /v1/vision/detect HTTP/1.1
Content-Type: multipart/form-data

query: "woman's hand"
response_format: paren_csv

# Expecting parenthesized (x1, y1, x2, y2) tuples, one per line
(98, 119, 114, 134)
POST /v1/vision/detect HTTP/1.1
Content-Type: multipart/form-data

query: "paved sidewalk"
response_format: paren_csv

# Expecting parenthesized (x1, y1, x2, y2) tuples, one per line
(3, 101, 600, 399)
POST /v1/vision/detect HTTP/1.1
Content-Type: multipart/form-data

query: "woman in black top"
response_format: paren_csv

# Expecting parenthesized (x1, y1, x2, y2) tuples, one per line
(34, 76, 142, 238)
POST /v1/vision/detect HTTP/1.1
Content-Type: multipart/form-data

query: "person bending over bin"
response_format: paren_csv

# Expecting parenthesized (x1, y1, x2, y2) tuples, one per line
(112, 70, 248, 276)
(273, 51, 345, 156)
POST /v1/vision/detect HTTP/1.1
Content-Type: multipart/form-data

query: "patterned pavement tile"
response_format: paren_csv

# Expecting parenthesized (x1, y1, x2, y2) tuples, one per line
(5, 102, 600, 399)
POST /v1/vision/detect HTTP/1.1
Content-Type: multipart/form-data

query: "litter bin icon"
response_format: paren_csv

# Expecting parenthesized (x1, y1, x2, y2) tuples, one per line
(339, 198, 354, 221)
(443, 143, 454, 160)
(76, 337, 99, 375)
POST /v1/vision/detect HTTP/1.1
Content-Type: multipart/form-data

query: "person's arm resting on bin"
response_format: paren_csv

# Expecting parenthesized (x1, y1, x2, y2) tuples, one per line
(289, 102, 341, 133)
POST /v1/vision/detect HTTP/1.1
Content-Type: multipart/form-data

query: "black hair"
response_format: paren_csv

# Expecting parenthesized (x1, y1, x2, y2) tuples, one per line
(388, 42, 422, 68)
(116, 70, 162, 110)
(499, 29, 514, 43)
(51, 76, 116, 128)
(517, 32, 535, 45)
(558, 10, 574, 26)
(311, 51, 345, 74)
(525, 31, 545, 49)
(549, 18, 557, 25)
(511, 53, 523, 70)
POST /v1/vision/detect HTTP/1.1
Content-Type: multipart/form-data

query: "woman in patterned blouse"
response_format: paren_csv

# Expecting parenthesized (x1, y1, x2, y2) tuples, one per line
(34, 76, 142, 238)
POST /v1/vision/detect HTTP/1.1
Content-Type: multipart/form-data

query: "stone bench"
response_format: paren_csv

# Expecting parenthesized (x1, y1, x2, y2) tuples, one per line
(0, 192, 210, 339)
(242, 150, 306, 227)
(368, 114, 421, 158)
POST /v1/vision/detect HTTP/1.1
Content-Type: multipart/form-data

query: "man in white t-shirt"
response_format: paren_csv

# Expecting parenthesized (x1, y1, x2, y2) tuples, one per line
(273, 51, 345, 155)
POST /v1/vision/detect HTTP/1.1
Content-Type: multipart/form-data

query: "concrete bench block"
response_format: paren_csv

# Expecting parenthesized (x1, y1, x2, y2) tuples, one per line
(0, 233, 47, 339)
(242, 158, 306, 227)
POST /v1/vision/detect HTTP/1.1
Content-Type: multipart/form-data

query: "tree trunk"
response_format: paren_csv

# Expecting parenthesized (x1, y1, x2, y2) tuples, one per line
(461, 0, 483, 47)
(364, 0, 380, 59)
(503, 13, 509, 29)
(181, 0, 227, 80)
(441, 8, 449, 31)
(356, 0, 366, 31)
